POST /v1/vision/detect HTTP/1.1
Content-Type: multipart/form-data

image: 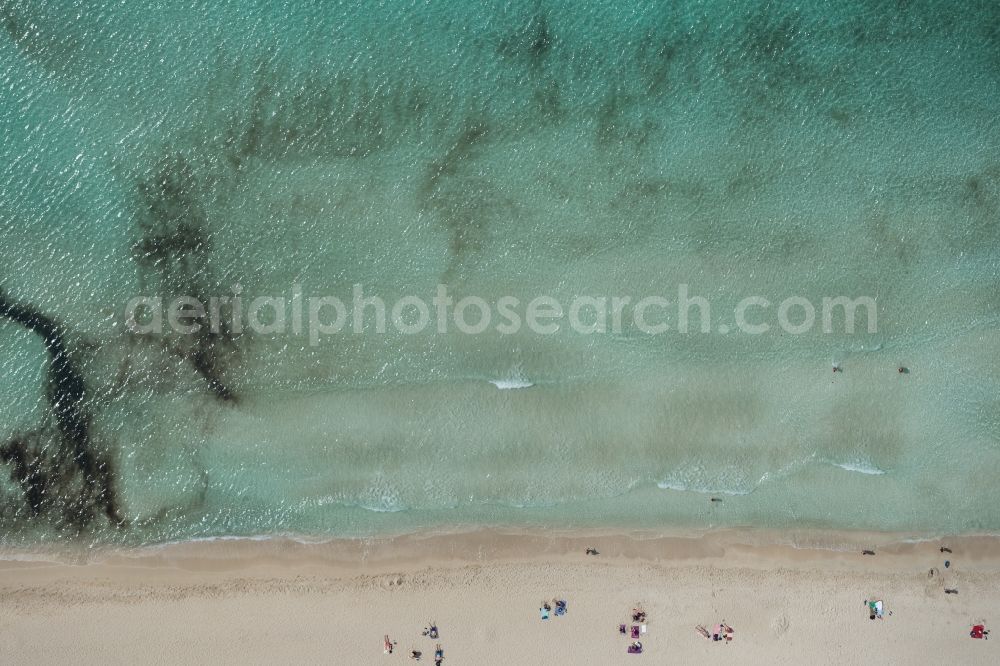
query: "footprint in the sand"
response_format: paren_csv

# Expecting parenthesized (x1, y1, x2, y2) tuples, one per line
(772, 614, 789, 637)
(381, 575, 405, 589)
(924, 568, 945, 597)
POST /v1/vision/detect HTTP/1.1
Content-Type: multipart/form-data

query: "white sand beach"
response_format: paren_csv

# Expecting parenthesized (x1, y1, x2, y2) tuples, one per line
(1, 530, 997, 664)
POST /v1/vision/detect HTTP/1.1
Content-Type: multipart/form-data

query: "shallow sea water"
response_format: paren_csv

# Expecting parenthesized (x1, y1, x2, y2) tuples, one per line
(0, 0, 998, 545)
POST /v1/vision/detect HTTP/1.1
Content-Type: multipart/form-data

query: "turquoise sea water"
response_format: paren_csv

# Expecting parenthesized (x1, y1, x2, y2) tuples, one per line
(0, 0, 998, 546)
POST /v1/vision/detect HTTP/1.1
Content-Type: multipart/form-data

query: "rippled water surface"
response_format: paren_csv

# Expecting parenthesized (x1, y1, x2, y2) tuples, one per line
(0, 0, 998, 545)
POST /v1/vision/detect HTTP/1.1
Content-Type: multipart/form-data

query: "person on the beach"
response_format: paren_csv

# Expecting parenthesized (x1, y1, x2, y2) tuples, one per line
(434, 644, 443, 665)
(384, 635, 395, 654)
(722, 623, 734, 641)
(706, 622, 734, 641)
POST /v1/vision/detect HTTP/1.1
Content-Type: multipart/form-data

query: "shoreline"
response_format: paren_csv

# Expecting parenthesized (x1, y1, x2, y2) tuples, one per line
(4, 526, 1000, 568)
